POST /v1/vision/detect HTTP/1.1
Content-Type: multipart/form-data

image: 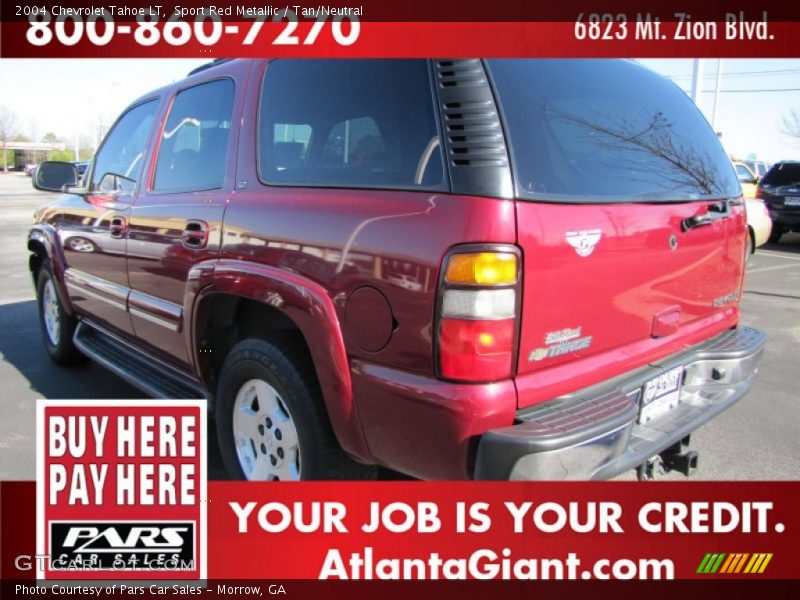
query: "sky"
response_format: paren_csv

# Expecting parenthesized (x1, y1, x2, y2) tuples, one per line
(0, 59, 206, 150)
(638, 58, 800, 163)
(0, 58, 799, 163)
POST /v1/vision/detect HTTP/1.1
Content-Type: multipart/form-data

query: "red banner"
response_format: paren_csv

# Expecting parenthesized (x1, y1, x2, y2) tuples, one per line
(2, 21, 800, 58)
(3, 480, 798, 580)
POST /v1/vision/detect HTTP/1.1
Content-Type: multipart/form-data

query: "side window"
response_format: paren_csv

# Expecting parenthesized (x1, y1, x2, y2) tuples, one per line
(154, 79, 235, 193)
(92, 100, 158, 193)
(259, 60, 445, 190)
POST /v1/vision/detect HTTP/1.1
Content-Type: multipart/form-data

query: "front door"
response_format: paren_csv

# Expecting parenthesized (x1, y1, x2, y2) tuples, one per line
(62, 98, 161, 337)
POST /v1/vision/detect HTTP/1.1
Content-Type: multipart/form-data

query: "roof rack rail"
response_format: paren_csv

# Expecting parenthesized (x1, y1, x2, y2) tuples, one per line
(188, 58, 232, 77)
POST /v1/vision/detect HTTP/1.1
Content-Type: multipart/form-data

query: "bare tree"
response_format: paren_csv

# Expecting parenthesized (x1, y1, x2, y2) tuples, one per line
(29, 118, 39, 164)
(545, 104, 723, 196)
(781, 109, 800, 142)
(0, 106, 20, 173)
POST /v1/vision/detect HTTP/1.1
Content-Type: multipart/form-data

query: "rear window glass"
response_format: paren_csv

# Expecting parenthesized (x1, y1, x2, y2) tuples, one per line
(761, 163, 800, 187)
(487, 59, 741, 201)
(258, 59, 445, 191)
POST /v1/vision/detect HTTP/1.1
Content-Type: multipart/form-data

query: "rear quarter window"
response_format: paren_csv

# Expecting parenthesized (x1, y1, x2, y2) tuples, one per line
(258, 59, 446, 191)
(487, 59, 741, 202)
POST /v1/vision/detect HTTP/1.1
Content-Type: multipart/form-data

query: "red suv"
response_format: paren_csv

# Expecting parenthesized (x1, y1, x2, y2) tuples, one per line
(29, 59, 765, 481)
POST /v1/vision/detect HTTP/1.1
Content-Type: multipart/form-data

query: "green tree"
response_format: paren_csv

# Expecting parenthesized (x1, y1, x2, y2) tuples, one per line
(49, 150, 73, 162)
(78, 134, 95, 161)
(0, 106, 19, 173)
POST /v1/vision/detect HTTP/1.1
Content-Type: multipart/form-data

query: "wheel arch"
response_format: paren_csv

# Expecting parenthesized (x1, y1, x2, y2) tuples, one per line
(185, 259, 371, 462)
(28, 225, 75, 315)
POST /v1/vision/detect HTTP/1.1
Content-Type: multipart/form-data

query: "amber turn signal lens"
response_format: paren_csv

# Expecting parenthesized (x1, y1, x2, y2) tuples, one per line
(444, 252, 517, 285)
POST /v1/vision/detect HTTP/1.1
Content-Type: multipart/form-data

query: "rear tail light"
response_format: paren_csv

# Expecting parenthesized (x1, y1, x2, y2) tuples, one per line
(442, 288, 516, 319)
(445, 252, 518, 285)
(755, 187, 764, 199)
(436, 249, 520, 382)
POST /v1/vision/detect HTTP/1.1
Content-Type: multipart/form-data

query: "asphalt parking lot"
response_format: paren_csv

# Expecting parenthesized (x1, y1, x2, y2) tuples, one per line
(1, 172, 798, 481)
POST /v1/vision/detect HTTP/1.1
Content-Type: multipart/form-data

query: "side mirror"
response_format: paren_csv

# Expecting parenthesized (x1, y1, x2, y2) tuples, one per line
(33, 161, 79, 193)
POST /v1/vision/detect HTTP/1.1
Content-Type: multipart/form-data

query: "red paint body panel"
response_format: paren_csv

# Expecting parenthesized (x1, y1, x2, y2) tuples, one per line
(219, 188, 517, 376)
(350, 361, 517, 479)
(514, 306, 738, 410)
(513, 199, 746, 407)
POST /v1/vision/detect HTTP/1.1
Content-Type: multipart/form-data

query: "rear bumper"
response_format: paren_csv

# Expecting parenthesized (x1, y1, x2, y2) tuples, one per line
(474, 326, 766, 480)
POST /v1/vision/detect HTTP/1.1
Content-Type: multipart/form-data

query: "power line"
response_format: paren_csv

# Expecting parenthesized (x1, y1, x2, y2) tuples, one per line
(699, 88, 800, 93)
(669, 68, 800, 79)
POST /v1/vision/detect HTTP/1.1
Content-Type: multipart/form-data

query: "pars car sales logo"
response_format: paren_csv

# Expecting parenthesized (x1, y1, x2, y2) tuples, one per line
(36, 400, 207, 580)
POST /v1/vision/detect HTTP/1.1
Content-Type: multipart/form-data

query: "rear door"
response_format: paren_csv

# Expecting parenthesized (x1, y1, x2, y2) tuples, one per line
(487, 60, 745, 400)
(126, 65, 245, 368)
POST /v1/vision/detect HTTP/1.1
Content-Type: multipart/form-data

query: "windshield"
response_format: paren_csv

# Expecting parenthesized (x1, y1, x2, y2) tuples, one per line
(762, 163, 800, 187)
(487, 59, 741, 202)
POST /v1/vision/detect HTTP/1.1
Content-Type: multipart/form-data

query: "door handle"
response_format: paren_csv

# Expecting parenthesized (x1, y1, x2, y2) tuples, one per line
(681, 201, 729, 232)
(110, 216, 127, 239)
(182, 220, 209, 249)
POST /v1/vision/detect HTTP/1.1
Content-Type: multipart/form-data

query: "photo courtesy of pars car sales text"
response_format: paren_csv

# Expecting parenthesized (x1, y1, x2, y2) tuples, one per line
(0, 0, 798, 591)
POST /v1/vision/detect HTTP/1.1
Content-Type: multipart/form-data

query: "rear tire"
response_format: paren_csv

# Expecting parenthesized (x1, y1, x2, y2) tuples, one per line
(35, 260, 86, 366)
(215, 336, 375, 481)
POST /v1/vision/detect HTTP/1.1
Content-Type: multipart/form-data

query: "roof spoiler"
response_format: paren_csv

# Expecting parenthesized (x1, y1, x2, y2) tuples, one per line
(188, 58, 233, 77)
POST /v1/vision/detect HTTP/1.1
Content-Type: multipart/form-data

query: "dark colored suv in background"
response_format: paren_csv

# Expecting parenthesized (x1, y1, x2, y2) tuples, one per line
(757, 160, 800, 243)
(29, 59, 764, 481)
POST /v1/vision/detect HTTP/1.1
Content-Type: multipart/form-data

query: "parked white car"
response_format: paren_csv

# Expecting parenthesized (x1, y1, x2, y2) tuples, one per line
(745, 197, 772, 260)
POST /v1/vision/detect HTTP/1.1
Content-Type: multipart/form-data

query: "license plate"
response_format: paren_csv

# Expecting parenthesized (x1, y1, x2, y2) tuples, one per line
(784, 197, 800, 207)
(639, 366, 683, 424)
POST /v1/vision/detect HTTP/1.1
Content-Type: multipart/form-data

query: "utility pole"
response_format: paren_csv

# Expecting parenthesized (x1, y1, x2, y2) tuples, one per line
(690, 58, 704, 107)
(711, 59, 723, 132)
